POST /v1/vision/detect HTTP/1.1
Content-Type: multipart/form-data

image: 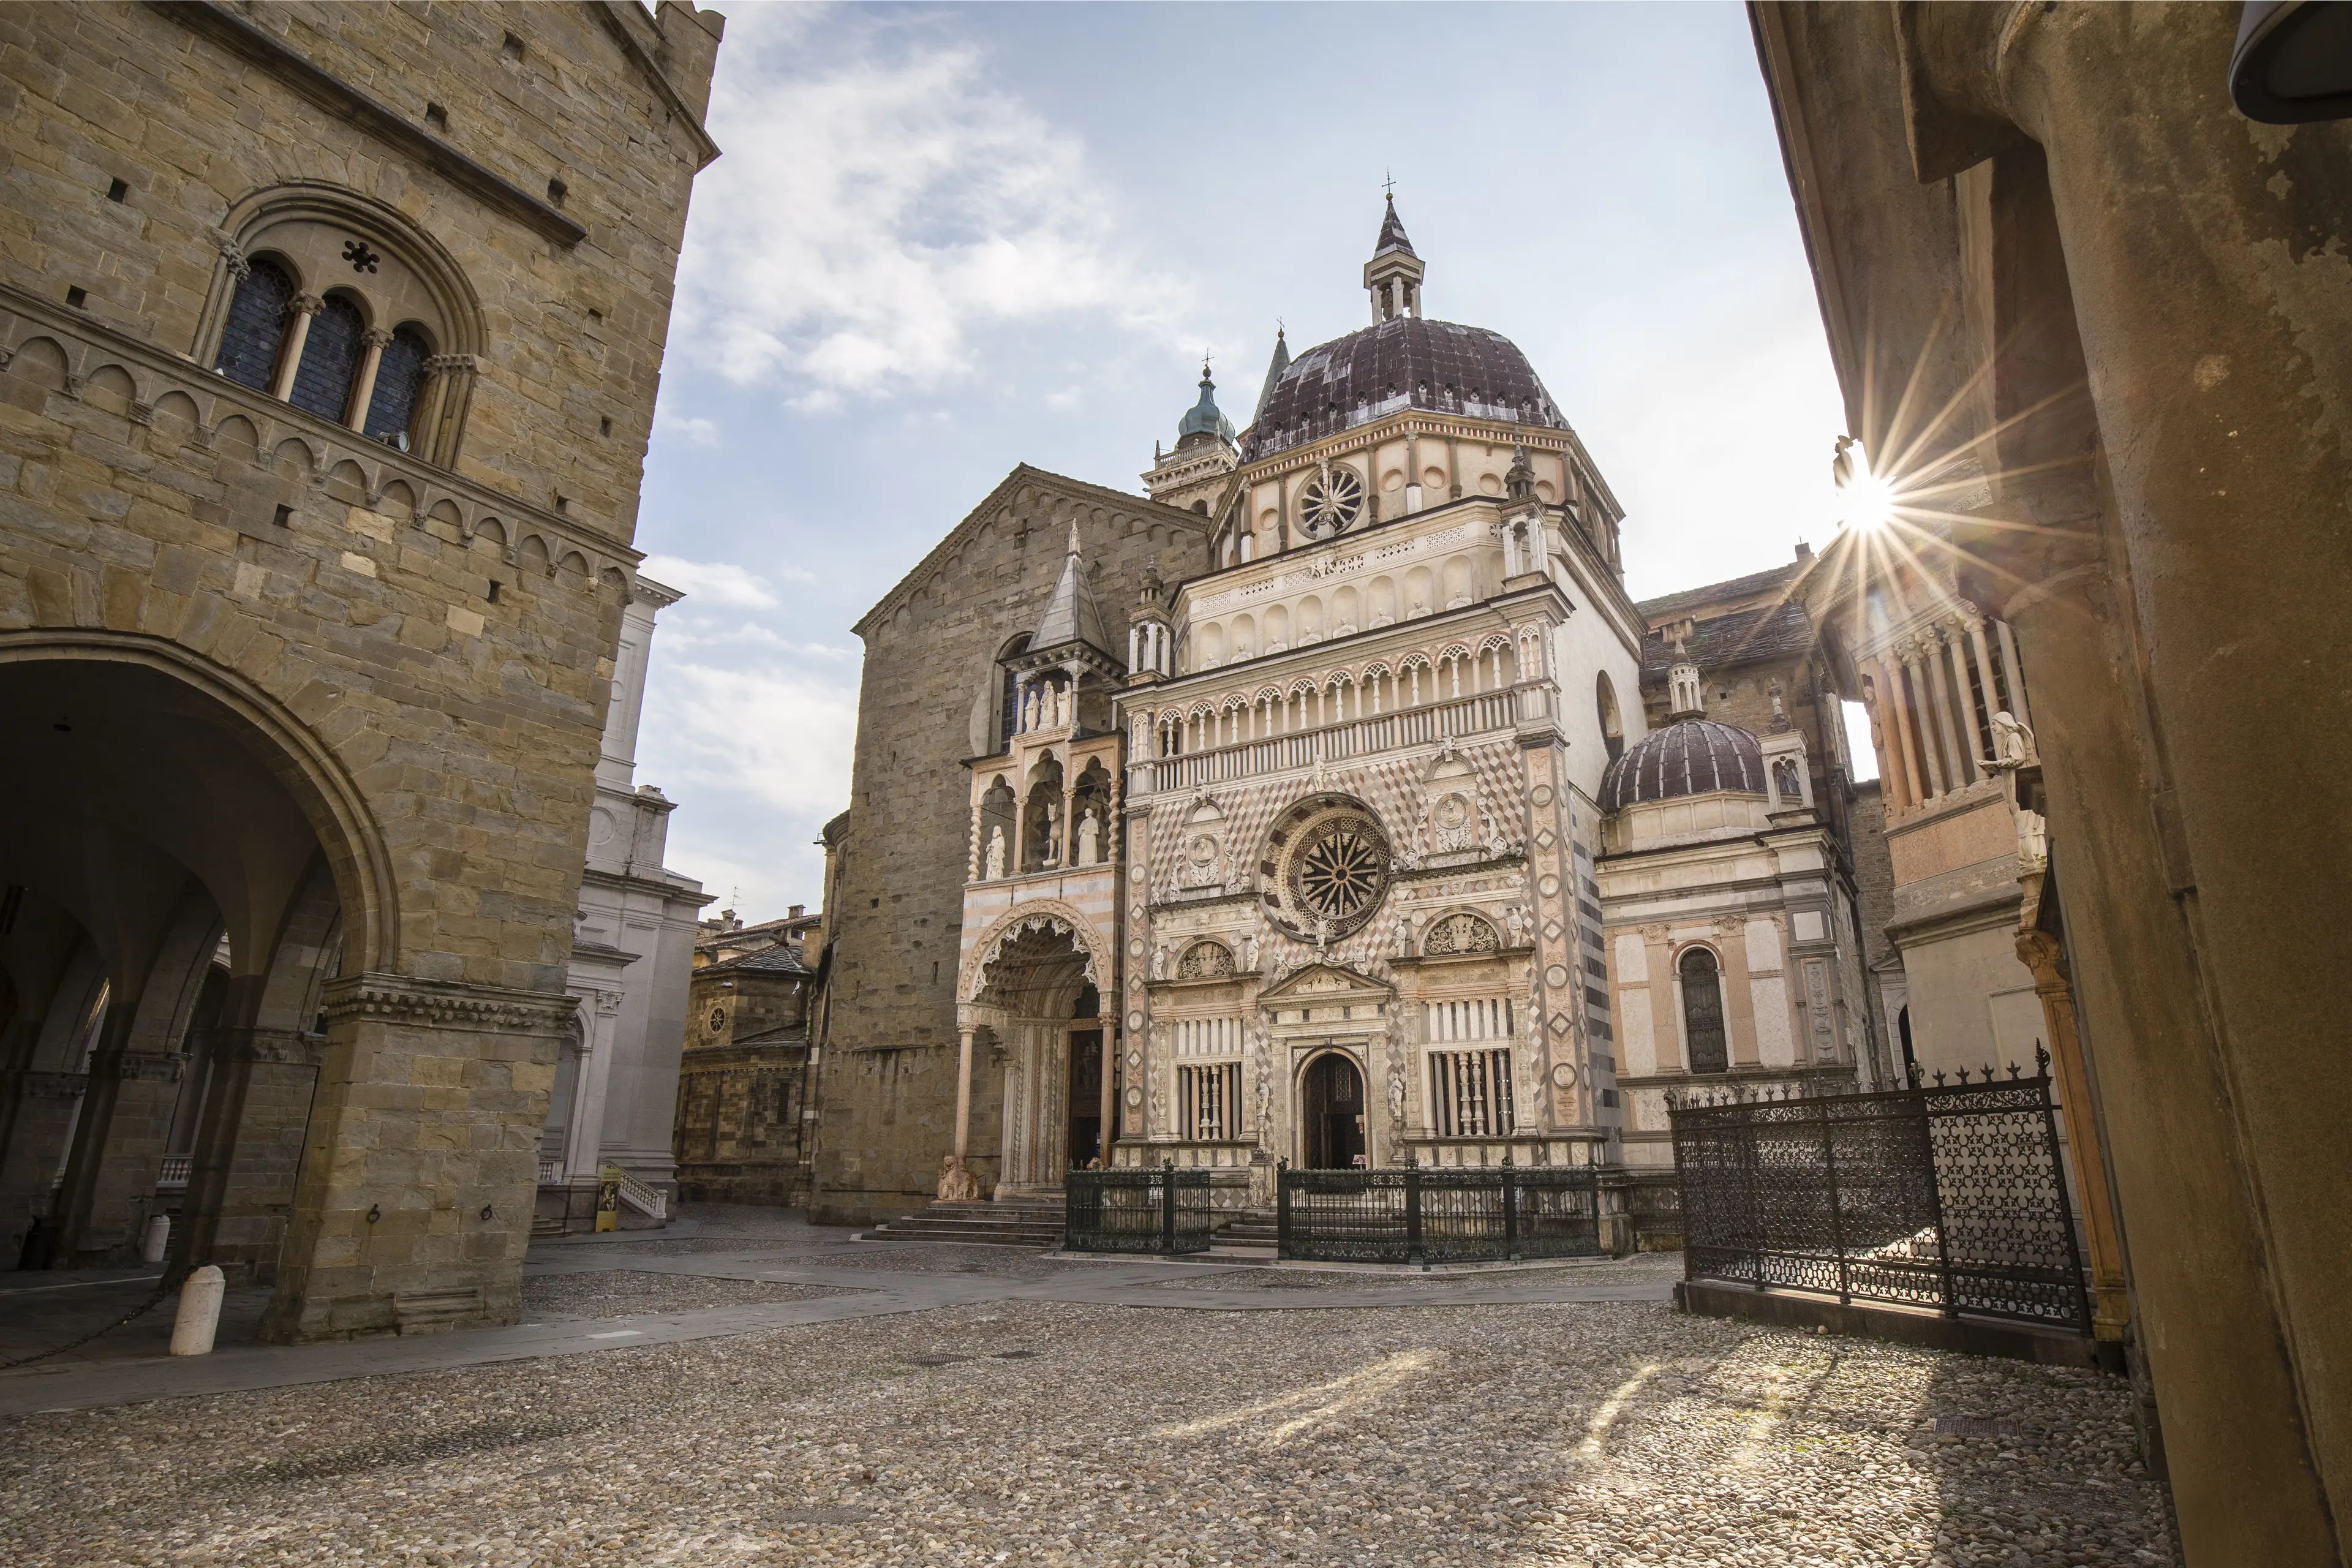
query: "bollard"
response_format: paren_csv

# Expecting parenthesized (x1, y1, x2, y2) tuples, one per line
(169, 1264, 225, 1356)
(140, 1213, 170, 1264)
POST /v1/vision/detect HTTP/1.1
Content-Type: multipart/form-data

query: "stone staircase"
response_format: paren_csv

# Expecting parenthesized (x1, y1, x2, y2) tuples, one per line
(862, 1197, 1066, 1247)
(1209, 1208, 1279, 1259)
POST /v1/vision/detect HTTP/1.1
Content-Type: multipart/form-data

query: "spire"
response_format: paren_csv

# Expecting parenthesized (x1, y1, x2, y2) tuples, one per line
(1363, 195, 1426, 323)
(1664, 617, 1705, 720)
(1252, 326, 1291, 423)
(1029, 520, 1110, 654)
(1175, 360, 1235, 448)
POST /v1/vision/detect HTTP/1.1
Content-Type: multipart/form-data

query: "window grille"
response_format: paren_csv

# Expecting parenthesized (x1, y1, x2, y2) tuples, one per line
(363, 323, 432, 443)
(214, 258, 293, 391)
(1430, 1049, 1513, 1137)
(1422, 995, 1512, 1042)
(1680, 946, 1728, 1073)
(289, 295, 366, 421)
(1172, 1016, 1242, 1057)
(1178, 1061, 1242, 1140)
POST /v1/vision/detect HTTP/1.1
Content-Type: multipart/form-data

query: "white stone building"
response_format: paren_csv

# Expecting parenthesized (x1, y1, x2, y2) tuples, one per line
(536, 577, 709, 1232)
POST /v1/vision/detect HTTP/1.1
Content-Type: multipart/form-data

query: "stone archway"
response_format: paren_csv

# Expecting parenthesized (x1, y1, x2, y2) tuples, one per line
(952, 903, 1107, 1198)
(0, 641, 389, 1286)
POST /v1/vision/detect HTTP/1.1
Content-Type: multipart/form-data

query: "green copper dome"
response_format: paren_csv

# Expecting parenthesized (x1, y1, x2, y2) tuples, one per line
(1175, 363, 1235, 448)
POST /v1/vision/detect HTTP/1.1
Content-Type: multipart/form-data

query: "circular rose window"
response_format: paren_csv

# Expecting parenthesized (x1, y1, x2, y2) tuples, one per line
(1266, 799, 1392, 940)
(1299, 466, 1364, 538)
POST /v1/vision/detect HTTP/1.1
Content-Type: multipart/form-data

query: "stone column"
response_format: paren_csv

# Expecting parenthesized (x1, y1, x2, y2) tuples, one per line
(2015, 929, 2128, 1342)
(952, 1027, 976, 1163)
(1947, 620, 1986, 782)
(1099, 1027, 1117, 1164)
(173, 1026, 322, 1281)
(1881, 653, 1926, 808)
(1967, 615, 2001, 731)
(1994, 617, 2033, 730)
(270, 294, 322, 401)
(1920, 630, 1967, 791)
(967, 799, 985, 881)
(1900, 643, 1946, 798)
(1717, 922, 1761, 1069)
(345, 328, 391, 433)
(260, 975, 573, 1343)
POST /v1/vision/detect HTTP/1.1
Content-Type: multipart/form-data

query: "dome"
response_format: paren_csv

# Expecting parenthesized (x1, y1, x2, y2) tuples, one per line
(1598, 718, 1767, 812)
(1242, 315, 1569, 462)
(1175, 364, 1235, 448)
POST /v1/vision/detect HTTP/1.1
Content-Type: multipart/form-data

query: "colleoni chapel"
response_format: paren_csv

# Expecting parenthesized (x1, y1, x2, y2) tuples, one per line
(810, 205, 1880, 1221)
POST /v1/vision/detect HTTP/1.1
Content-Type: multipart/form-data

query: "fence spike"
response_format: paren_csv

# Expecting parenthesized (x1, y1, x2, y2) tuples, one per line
(2008, 1060, 2022, 1080)
(1932, 1069, 1947, 1087)
(2035, 1041, 2052, 1077)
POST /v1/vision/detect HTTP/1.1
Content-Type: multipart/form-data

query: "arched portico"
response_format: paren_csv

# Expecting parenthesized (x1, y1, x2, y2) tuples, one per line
(0, 640, 390, 1289)
(949, 902, 1110, 1199)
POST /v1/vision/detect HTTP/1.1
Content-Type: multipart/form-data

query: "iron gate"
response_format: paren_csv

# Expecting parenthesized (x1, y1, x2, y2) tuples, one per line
(1064, 1165, 1213, 1254)
(1278, 1163, 1602, 1264)
(1669, 1049, 2090, 1330)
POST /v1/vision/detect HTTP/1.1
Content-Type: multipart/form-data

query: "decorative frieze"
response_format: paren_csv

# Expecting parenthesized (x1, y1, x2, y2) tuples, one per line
(323, 973, 579, 1035)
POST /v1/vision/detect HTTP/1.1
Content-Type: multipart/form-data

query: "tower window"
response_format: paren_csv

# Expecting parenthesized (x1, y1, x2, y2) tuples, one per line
(425, 103, 449, 132)
(213, 257, 294, 391)
(1680, 946, 1728, 1074)
(287, 293, 366, 421)
(105, 179, 128, 202)
(546, 178, 567, 208)
(362, 323, 433, 445)
(502, 31, 526, 62)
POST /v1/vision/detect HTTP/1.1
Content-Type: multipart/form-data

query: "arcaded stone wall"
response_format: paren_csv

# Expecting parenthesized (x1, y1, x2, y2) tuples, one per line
(0, 1, 718, 1335)
(811, 470, 1208, 1224)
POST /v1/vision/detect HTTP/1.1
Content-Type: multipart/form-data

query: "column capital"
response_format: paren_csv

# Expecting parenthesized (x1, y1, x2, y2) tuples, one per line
(287, 292, 325, 317)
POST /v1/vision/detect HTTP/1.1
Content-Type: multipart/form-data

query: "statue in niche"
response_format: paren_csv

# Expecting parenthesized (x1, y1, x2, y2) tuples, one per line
(984, 826, 1006, 881)
(1041, 799, 1061, 867)
(1392, 915, 1414, 956)
(1506, 905, 1528, 946)
(1240, 933, 1257, 970)
(1076, 807, 1099, 866)
(1387, 1068, 1407, 1126)
(1773, 757, 1802, 804)
(1768, 680, 1791, 733)
(1151, 944, 1168, 981)
(1990, 710, 2036, 767)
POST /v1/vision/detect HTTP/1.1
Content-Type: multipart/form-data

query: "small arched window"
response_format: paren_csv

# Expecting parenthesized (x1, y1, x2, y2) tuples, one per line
(996, 635, 1030, 751)
(363, 323, 433, 446)
(288, 293, 366, 421)
(1597, 671, 1624, 763)
(1680, 946, 1728, 1074)
(213, 257, 295, 391)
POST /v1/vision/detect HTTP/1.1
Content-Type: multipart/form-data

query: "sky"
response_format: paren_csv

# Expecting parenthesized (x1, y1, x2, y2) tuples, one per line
(631, 1, 1860, 919)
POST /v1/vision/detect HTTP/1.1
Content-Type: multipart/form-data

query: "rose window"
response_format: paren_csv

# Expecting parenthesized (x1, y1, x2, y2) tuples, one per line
(1299, 466, 1365, 538)
(1266, 802, 1393, 940)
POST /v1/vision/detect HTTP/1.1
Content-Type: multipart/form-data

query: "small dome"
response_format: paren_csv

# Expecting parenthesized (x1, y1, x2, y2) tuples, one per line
(1242, 316, 1567, 462)
(1599, 718, 1767, 812)
(1176, 364, 1235, 448)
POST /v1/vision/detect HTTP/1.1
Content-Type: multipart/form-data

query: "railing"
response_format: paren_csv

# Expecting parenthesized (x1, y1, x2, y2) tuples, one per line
(537, 1157, 560, 1186)
(1669, 1049, 2089, 1331)
(1065, 1164, 1214, 1254)
(156, 1155, 191, 1191)
(613, 1170, 668, 1221)
(1277, 1162, 1603, 1265)
(1142, 691, 1520, 794)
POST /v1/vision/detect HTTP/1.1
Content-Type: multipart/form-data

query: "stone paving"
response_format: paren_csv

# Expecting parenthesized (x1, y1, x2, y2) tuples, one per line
(0, 1207, 2177, 1566)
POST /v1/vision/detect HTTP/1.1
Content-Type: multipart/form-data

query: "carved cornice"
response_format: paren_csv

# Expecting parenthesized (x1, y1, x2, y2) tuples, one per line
(324, 973, 578, 1035)
(4, 1069, 90, 1100)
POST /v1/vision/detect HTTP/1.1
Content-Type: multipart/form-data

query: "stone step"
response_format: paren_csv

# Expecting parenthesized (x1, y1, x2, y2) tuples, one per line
(863, 1199, 1066, 1247)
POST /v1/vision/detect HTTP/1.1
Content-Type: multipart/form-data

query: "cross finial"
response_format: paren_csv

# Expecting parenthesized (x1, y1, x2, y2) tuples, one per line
(1382, 169, 1396, 199)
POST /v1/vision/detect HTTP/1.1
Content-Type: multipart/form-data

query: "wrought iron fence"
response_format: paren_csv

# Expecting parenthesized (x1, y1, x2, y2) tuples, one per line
(1065, 1164, 1214, 1254)
(1669, 1050, 2090, 1330)
(1278, 1163, 1602, 1264)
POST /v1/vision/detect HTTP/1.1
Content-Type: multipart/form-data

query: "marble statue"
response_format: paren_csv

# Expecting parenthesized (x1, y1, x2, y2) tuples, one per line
(984, 825, 1006, 881)
(1076, 807, 1099, 866)
(1991, 710, 2035, 767)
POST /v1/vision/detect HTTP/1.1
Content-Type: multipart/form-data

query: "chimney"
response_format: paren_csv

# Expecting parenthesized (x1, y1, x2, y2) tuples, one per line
(1795, 541, 1815, 563)
(789, 903, 805, 919)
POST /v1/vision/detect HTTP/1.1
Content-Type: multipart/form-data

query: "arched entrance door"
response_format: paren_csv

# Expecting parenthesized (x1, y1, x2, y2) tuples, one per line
(959, 907, 1105, 1196)
(1300, 1052, 1367, 1170)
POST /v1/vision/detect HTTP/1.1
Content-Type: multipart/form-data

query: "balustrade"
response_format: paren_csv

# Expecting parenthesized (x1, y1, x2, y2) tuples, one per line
(1137, 689, 1523, 794)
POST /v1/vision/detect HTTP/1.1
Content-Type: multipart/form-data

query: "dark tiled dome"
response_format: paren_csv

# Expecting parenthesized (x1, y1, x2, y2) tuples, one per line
(1242, 317, 1567, 461)
(1599, 718, 1767, 812)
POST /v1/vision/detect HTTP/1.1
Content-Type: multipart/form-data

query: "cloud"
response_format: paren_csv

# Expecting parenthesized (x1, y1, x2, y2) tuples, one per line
(675, 10, 1189, 400)
(644, 660, 860, 820)
(654, 411, 721, 448)
(636, 555, 781, 609)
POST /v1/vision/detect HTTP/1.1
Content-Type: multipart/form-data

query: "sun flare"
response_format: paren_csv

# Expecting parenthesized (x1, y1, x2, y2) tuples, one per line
(1839, 469, 1897, 532)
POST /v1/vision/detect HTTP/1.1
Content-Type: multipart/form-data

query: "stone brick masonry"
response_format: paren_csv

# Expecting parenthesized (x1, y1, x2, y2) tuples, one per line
(0, 1, 720, 1336)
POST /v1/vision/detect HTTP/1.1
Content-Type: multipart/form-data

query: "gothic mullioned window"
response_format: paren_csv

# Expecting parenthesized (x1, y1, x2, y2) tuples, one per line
(213, 257, 294, 391)
(1680, 946, 1729, 1073)
(288, 293, 366, 421)
(1430, 1049, 1513, 1137)
(363, 324, 433, 446)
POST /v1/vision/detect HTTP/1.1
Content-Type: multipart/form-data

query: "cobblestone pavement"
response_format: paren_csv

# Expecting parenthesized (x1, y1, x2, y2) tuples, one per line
(0, 1256, 2174, 1567)
(517, 1273, 849, 1322)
